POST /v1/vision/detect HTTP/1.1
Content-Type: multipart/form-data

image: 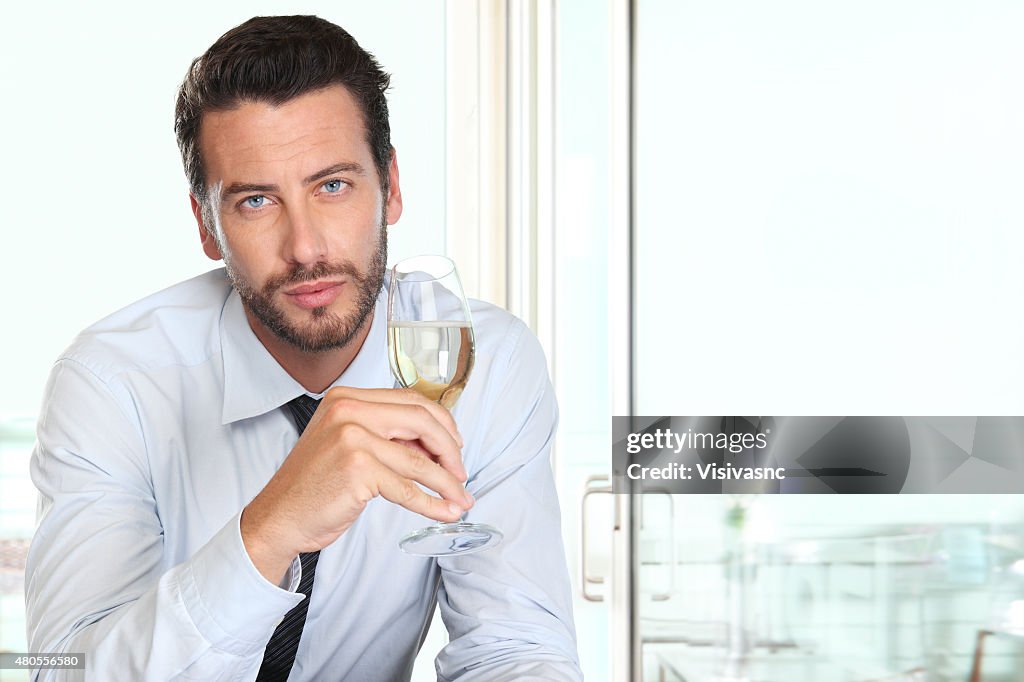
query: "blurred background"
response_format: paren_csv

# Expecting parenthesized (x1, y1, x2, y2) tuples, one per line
(2, 1, 1024, 680)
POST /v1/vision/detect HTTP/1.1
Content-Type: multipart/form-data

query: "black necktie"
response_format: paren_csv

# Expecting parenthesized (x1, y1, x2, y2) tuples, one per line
(256, 395, 322, 681)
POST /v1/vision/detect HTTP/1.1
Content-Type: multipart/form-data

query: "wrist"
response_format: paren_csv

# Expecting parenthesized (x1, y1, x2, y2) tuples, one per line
(240, 503, 299, 586)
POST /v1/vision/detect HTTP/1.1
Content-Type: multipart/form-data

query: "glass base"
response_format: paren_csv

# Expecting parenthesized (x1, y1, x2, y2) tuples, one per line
(399, 522, 503, 557)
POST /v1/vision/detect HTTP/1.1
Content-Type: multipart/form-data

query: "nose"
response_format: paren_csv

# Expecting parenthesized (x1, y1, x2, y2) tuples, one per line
(281, 202, 327, 265)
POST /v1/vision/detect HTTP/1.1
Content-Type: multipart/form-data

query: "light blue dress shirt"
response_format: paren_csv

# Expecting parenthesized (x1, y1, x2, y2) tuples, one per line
(25, 268, 581, 681)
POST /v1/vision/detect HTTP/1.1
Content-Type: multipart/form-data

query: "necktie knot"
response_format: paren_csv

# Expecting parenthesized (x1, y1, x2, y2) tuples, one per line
(285, 395, 321, 435)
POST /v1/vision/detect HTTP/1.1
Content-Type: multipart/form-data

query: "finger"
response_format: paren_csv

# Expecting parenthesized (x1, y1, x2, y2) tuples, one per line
(325, 386, 463, 446)
(374, 463, 468, 523)
(381, 405, 466, 482)
(375, 437, 472, 508)
(326, 397, 467, 482)
(394, 440, 470, 490)
(394, 438, 431, 456)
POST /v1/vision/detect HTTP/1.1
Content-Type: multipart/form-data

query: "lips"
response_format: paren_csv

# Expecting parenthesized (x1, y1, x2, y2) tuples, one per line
(283, 280, 344, 309)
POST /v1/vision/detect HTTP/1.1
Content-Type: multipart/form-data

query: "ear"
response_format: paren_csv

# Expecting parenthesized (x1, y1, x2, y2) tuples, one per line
(384, 147, 403, 225)
(190, 193, 223, 261)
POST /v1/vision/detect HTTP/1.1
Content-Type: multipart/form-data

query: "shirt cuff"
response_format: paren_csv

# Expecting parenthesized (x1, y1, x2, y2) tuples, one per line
(279, 555, 302, 591)
(179, 511, 305, 656)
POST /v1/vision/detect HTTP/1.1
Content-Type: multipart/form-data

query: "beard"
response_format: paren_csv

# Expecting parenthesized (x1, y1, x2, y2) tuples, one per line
(225, 223, 388, 354)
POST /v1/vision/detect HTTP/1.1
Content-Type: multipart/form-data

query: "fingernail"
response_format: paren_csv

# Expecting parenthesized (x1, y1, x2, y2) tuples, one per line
(448, 503, 462, 516)
(464, 490, 474, 505)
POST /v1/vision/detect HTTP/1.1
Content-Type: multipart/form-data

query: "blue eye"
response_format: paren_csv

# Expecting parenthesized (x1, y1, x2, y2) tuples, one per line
(244, 195, 266, 209)
(322, 179, 344, 193)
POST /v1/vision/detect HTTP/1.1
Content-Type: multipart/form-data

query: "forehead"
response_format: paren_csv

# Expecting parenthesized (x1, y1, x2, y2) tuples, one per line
(198, 85, 372, 183)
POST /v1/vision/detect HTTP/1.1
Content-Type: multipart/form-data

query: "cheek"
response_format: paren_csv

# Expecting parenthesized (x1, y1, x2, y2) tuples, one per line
(220, 234, 275, 283)
(324, 213, 385, 260)
(356, 228, 387, 269)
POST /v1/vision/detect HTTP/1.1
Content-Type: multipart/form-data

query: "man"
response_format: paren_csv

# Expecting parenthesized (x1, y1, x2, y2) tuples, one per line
(26, 15, 581, 681)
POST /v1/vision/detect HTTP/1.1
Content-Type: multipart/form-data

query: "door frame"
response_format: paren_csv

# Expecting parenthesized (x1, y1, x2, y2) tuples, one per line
(608, 0, 637, 679)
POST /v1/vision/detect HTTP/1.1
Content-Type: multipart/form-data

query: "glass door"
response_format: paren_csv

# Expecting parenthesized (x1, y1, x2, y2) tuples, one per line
(636, 494, 1024, 681)
(630, 1, 1024, 680)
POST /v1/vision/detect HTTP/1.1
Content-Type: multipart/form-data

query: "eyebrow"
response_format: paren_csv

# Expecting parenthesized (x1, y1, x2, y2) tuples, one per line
(220, 161, 368, 200)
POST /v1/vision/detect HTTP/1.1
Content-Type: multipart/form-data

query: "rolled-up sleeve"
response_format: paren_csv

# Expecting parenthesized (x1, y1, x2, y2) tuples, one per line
(25, 359, 303, 681)
(435, 321, 582, 682)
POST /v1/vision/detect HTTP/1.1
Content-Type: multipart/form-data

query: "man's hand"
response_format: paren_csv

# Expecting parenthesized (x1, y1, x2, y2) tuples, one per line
(240, 386, 473, 583)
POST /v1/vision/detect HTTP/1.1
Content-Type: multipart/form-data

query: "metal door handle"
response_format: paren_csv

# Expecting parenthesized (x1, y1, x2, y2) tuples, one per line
(581, 474, 612, 602)
(639, 491, 676, 602)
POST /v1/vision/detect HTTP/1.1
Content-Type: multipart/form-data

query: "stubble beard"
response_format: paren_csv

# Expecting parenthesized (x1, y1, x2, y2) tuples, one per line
(225, 220, 388, 354)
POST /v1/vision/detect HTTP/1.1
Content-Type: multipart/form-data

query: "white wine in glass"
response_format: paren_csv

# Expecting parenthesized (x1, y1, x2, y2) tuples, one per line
(387, 321, 474, 409)
(387, 255, 502, 556)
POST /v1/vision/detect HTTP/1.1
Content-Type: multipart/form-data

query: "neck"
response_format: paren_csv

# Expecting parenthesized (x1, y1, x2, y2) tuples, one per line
(244, 309, 375, 394)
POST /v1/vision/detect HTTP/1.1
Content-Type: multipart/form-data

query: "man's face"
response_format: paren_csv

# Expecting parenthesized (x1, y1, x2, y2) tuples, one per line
(192, 85, 402, 353)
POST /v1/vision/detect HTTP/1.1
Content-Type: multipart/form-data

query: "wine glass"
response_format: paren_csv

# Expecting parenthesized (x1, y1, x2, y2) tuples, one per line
(387, 255, 503, 556)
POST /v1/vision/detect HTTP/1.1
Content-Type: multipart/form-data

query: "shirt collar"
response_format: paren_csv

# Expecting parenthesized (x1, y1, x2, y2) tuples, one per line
(220, 285, 393, 425)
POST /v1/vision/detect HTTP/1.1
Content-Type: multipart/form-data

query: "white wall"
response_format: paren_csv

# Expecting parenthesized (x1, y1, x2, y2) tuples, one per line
(0, 0, 446, 420)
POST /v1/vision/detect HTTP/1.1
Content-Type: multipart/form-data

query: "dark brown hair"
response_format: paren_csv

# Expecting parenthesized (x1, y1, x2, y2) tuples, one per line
(174, 15, 392, 203)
